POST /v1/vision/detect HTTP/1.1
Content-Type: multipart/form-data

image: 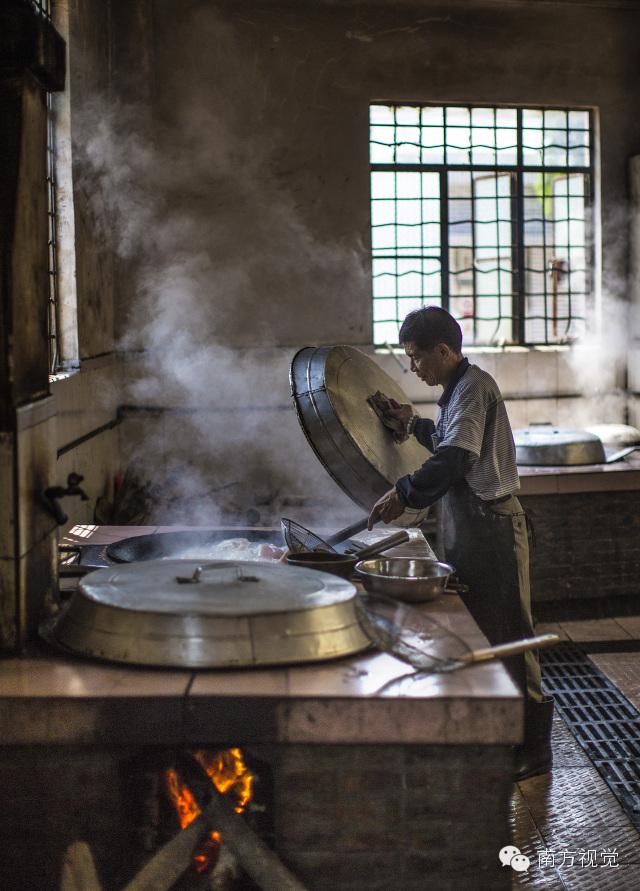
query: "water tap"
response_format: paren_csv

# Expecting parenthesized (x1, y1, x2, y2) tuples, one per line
(43, 472, 89, 524)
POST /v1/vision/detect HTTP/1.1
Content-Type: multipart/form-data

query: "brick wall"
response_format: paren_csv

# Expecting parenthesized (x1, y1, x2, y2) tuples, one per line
(273, 744, 513, 891)
(0, 746, 138, 891)
(520, 491, 640, 618)
(0, 742, 514, 891)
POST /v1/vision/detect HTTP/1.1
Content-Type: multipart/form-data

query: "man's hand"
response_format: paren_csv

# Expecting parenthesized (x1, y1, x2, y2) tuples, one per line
(368, 487, 405, 530)
(368, 392, 414, 443)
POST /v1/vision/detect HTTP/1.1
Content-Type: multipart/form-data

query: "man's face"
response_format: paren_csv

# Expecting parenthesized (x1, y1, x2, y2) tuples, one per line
(403, 341, 448, 386)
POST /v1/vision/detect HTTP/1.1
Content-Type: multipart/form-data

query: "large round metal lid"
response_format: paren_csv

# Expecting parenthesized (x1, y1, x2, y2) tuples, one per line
(43, 560, 369, 668)
(514, 427, 601, 448)
(513, 427, 605, 466)
(290, 345, 429, 510)
(79, 559, 355, 615)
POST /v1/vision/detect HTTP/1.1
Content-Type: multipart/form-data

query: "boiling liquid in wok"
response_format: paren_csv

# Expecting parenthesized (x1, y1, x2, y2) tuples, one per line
(172, 537, 284, 562)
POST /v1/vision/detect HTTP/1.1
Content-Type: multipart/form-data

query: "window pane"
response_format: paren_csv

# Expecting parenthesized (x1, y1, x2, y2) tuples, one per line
(421, 172, 439, 197)
(421, 125, 444, 164)
(568, 110, 589, 130)
(396, 172, 421, 198)
(395, 126, 421, 163)
(372, 259, 397, 298)
(396, 199, 420, 225)
(370, 172, 396, 199)
(496, 128, 517, 165)
(421, 106, 444, 125)
(472, 127, 496, 165)
(446, 106, 470, 127)
(496, 108, 517, 127)
(544, 109, 567, 129)
(373, 298, 397, 320)
(370, 105, 394, 125)
(373, 320, 403, 345)
(523, 109, 543, 129)
(396, 105, 420, 125)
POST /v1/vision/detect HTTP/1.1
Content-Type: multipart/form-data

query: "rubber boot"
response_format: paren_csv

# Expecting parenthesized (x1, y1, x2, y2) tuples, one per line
(515, 695, 554, 781)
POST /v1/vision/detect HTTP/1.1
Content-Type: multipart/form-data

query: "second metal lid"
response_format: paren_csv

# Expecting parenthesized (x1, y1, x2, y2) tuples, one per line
(290, 345, 429, 511)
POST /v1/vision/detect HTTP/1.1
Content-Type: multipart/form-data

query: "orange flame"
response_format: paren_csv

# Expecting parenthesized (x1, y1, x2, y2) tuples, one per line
(164, 747, 254, 873)
(193, 747, 254, 813)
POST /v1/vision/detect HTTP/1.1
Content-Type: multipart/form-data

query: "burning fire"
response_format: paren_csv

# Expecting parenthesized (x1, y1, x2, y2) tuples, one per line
(165, 747, 254, 874)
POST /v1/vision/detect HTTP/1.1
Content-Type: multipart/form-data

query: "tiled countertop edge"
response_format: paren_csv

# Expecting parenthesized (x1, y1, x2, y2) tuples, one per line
(0, 692, 523, 746)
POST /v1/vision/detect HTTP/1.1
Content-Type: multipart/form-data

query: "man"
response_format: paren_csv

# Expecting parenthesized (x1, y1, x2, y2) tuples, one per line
(368, 306, 553, 780)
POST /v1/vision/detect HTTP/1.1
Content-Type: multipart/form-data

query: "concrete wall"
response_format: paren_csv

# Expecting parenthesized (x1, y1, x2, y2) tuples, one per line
(50, 0, 153, 531)
(136, 0, 640, 348)
(628, 154, 640, 427)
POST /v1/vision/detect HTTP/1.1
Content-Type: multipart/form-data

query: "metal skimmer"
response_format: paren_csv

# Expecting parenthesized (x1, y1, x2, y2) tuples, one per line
(541, 642, 640, 829)
(280, 517, 368, 554)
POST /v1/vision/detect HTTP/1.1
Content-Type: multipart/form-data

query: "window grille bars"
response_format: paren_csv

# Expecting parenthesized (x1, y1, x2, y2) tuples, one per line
(370, 104, 593, 347)
(23, 0, 52, 21)
(46, 91, 59, 373)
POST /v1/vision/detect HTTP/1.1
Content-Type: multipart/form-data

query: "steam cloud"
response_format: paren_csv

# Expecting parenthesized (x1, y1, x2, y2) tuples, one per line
(73, 6, 368, 525)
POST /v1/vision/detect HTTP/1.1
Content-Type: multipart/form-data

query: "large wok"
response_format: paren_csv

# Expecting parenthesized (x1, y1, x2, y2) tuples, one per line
(105, 527, 369, 563)
(106, 529, 286, 563)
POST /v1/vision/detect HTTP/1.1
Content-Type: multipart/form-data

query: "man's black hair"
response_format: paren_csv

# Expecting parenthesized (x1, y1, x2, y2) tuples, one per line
(398, 306, 463, 353)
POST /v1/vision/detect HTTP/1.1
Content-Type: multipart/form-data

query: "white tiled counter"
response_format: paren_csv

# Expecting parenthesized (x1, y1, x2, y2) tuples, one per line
(0, 524, 523, 747)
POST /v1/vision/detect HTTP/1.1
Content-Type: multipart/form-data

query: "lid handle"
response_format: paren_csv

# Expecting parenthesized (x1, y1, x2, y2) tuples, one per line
(176, 562, 260, 584)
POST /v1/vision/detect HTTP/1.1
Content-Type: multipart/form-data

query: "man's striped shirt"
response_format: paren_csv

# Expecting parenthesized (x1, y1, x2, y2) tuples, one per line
(434, 361, 520, 500)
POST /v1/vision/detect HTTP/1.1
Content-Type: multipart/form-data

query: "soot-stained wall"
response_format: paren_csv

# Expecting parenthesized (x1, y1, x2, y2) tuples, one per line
(133, 0, 640, 349)
(99, 0, 640, 522)
(53, 0, 640, 528)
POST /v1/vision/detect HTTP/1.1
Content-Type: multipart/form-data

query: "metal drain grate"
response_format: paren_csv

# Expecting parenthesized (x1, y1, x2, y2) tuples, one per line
(541, 642, 640, 829)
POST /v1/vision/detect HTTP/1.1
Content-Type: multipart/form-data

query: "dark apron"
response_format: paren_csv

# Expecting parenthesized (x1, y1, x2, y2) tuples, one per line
(439, 480, 527, 695)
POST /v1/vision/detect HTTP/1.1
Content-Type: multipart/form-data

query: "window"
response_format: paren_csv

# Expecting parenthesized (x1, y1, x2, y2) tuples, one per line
(46, 91, 60, 373)
(25, 0, 52, 17)
(23, 0, 61, 372)
(369, 104, 594, 346)
(47, 0, 79, 376)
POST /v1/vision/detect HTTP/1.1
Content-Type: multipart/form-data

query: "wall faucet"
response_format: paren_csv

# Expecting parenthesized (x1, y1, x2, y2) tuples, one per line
(43, 472, 89, 525)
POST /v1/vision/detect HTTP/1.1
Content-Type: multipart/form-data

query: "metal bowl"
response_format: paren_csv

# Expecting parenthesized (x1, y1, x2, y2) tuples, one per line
(286, 551, 356, 579)
(355, 558, 454, 602)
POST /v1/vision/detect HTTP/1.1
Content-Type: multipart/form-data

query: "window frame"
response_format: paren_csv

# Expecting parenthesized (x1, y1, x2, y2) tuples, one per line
(369, 102, 596, 347)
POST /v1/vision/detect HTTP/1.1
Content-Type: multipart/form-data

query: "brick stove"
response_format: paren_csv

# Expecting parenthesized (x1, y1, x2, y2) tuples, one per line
(517, 453, 640, 619)
(0, 526, 523, 891)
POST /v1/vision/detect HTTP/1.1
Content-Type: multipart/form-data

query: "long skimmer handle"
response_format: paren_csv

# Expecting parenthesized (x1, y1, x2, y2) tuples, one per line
(353, 530, 410, 560)
(461, 633, 561, 665)
(326, 517, 370, 545)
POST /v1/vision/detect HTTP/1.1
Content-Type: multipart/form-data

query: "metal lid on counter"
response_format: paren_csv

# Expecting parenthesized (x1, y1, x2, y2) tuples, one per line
(43, 559, 370, 668)
(514, 427, 605, 466)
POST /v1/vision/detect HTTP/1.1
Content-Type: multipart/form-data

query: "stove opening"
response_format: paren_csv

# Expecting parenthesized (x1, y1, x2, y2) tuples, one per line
(165, 748, 253, 875)
(129, 746, 272, 891)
